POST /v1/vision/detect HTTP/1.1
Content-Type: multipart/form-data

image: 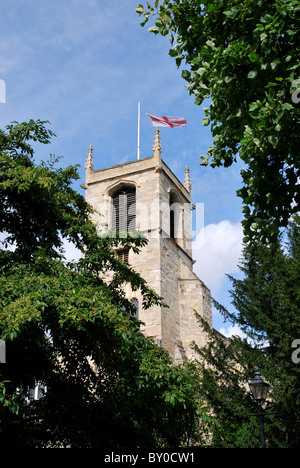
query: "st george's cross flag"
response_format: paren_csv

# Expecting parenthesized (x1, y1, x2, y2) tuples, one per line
(146, 113, 187, 128)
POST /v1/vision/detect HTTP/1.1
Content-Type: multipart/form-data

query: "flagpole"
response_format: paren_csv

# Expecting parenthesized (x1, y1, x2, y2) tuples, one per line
(137, 102, 140, 160)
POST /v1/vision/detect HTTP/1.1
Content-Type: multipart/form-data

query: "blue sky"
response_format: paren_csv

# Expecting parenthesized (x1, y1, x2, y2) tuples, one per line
(0, 0, 246, 336)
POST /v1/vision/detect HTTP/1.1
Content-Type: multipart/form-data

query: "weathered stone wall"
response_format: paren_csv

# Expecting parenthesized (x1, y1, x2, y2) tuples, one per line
(84, 151, 212, 362)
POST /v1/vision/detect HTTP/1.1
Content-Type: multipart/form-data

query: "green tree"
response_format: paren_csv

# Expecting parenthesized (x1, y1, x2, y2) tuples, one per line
(136, 0, 300, 243)
(195, 216, 300, 447)
(0, 120, 205, 448)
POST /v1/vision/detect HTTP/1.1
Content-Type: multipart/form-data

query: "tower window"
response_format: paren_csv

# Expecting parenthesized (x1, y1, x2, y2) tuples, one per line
(170, 192, 180, 240)
(112, 187, 136, 232)
(116, 249, 129, 263)
(170, 204, 175, 239)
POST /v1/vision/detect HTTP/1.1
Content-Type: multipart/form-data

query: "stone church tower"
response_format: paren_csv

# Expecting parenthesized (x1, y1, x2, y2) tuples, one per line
(83, 128, 212, 362)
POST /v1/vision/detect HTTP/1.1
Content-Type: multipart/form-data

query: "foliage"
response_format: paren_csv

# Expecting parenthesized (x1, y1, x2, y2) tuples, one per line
(0, 120, 205, 448)
(135, 2, 300, 445)
(195, 215, 300, 447)
(136, 0, 300, 243)
(194, 324, 263, 448)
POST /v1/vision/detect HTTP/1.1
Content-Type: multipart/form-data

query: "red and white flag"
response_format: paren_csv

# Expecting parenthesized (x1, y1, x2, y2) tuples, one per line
(146, 113, 187, 128)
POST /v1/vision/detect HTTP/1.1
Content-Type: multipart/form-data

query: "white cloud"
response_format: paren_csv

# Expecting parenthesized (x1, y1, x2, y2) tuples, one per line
(218, 324, 247, 340)
(218, 323, 267, 349)
(193, 220, 244, 293)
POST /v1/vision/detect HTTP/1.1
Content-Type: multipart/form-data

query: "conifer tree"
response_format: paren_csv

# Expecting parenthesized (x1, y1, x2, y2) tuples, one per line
(196, 216, 300, 447)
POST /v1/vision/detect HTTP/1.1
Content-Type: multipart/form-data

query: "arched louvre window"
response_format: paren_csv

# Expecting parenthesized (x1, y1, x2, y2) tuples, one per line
(169, 191, 183, 241)
(116, 249, 129, 263)
(112, 187, 136, 232)
(169, 192, 178, 239)
(170, 203, 175, 239)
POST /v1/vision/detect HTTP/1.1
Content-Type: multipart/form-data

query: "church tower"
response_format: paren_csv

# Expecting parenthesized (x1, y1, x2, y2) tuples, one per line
(83, 129, 212, 362)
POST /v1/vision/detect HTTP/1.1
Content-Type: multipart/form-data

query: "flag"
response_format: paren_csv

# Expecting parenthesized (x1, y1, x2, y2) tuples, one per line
(146, 113, 187, 128)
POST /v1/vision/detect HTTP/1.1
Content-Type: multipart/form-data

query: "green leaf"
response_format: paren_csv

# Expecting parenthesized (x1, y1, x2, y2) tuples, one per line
(135, 5, 144, 14)
(147, 26, 159, 33)
(268, 135, 278, 147)
(261, 14, 273, 24)
(181, 69, 191, 81)
(271, 60, 280, 70)
(198, 67, 207, 77)
(223, 6, 239, 19)
(249, 102, 260, 111)
(206, 40, 215, 48)
(273, 110, 284, 124)
(282, 102, 294, 111)
(248, 70, 258, 79)
(249, 52, 260, 62)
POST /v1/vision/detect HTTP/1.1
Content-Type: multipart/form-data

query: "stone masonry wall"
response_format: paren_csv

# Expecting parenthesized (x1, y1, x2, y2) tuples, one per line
(84, 154, 212, 362)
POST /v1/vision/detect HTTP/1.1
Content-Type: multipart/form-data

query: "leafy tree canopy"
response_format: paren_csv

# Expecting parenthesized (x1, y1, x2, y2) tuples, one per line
(136, 0, 300, 243)
(0, 120, 206, 448)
